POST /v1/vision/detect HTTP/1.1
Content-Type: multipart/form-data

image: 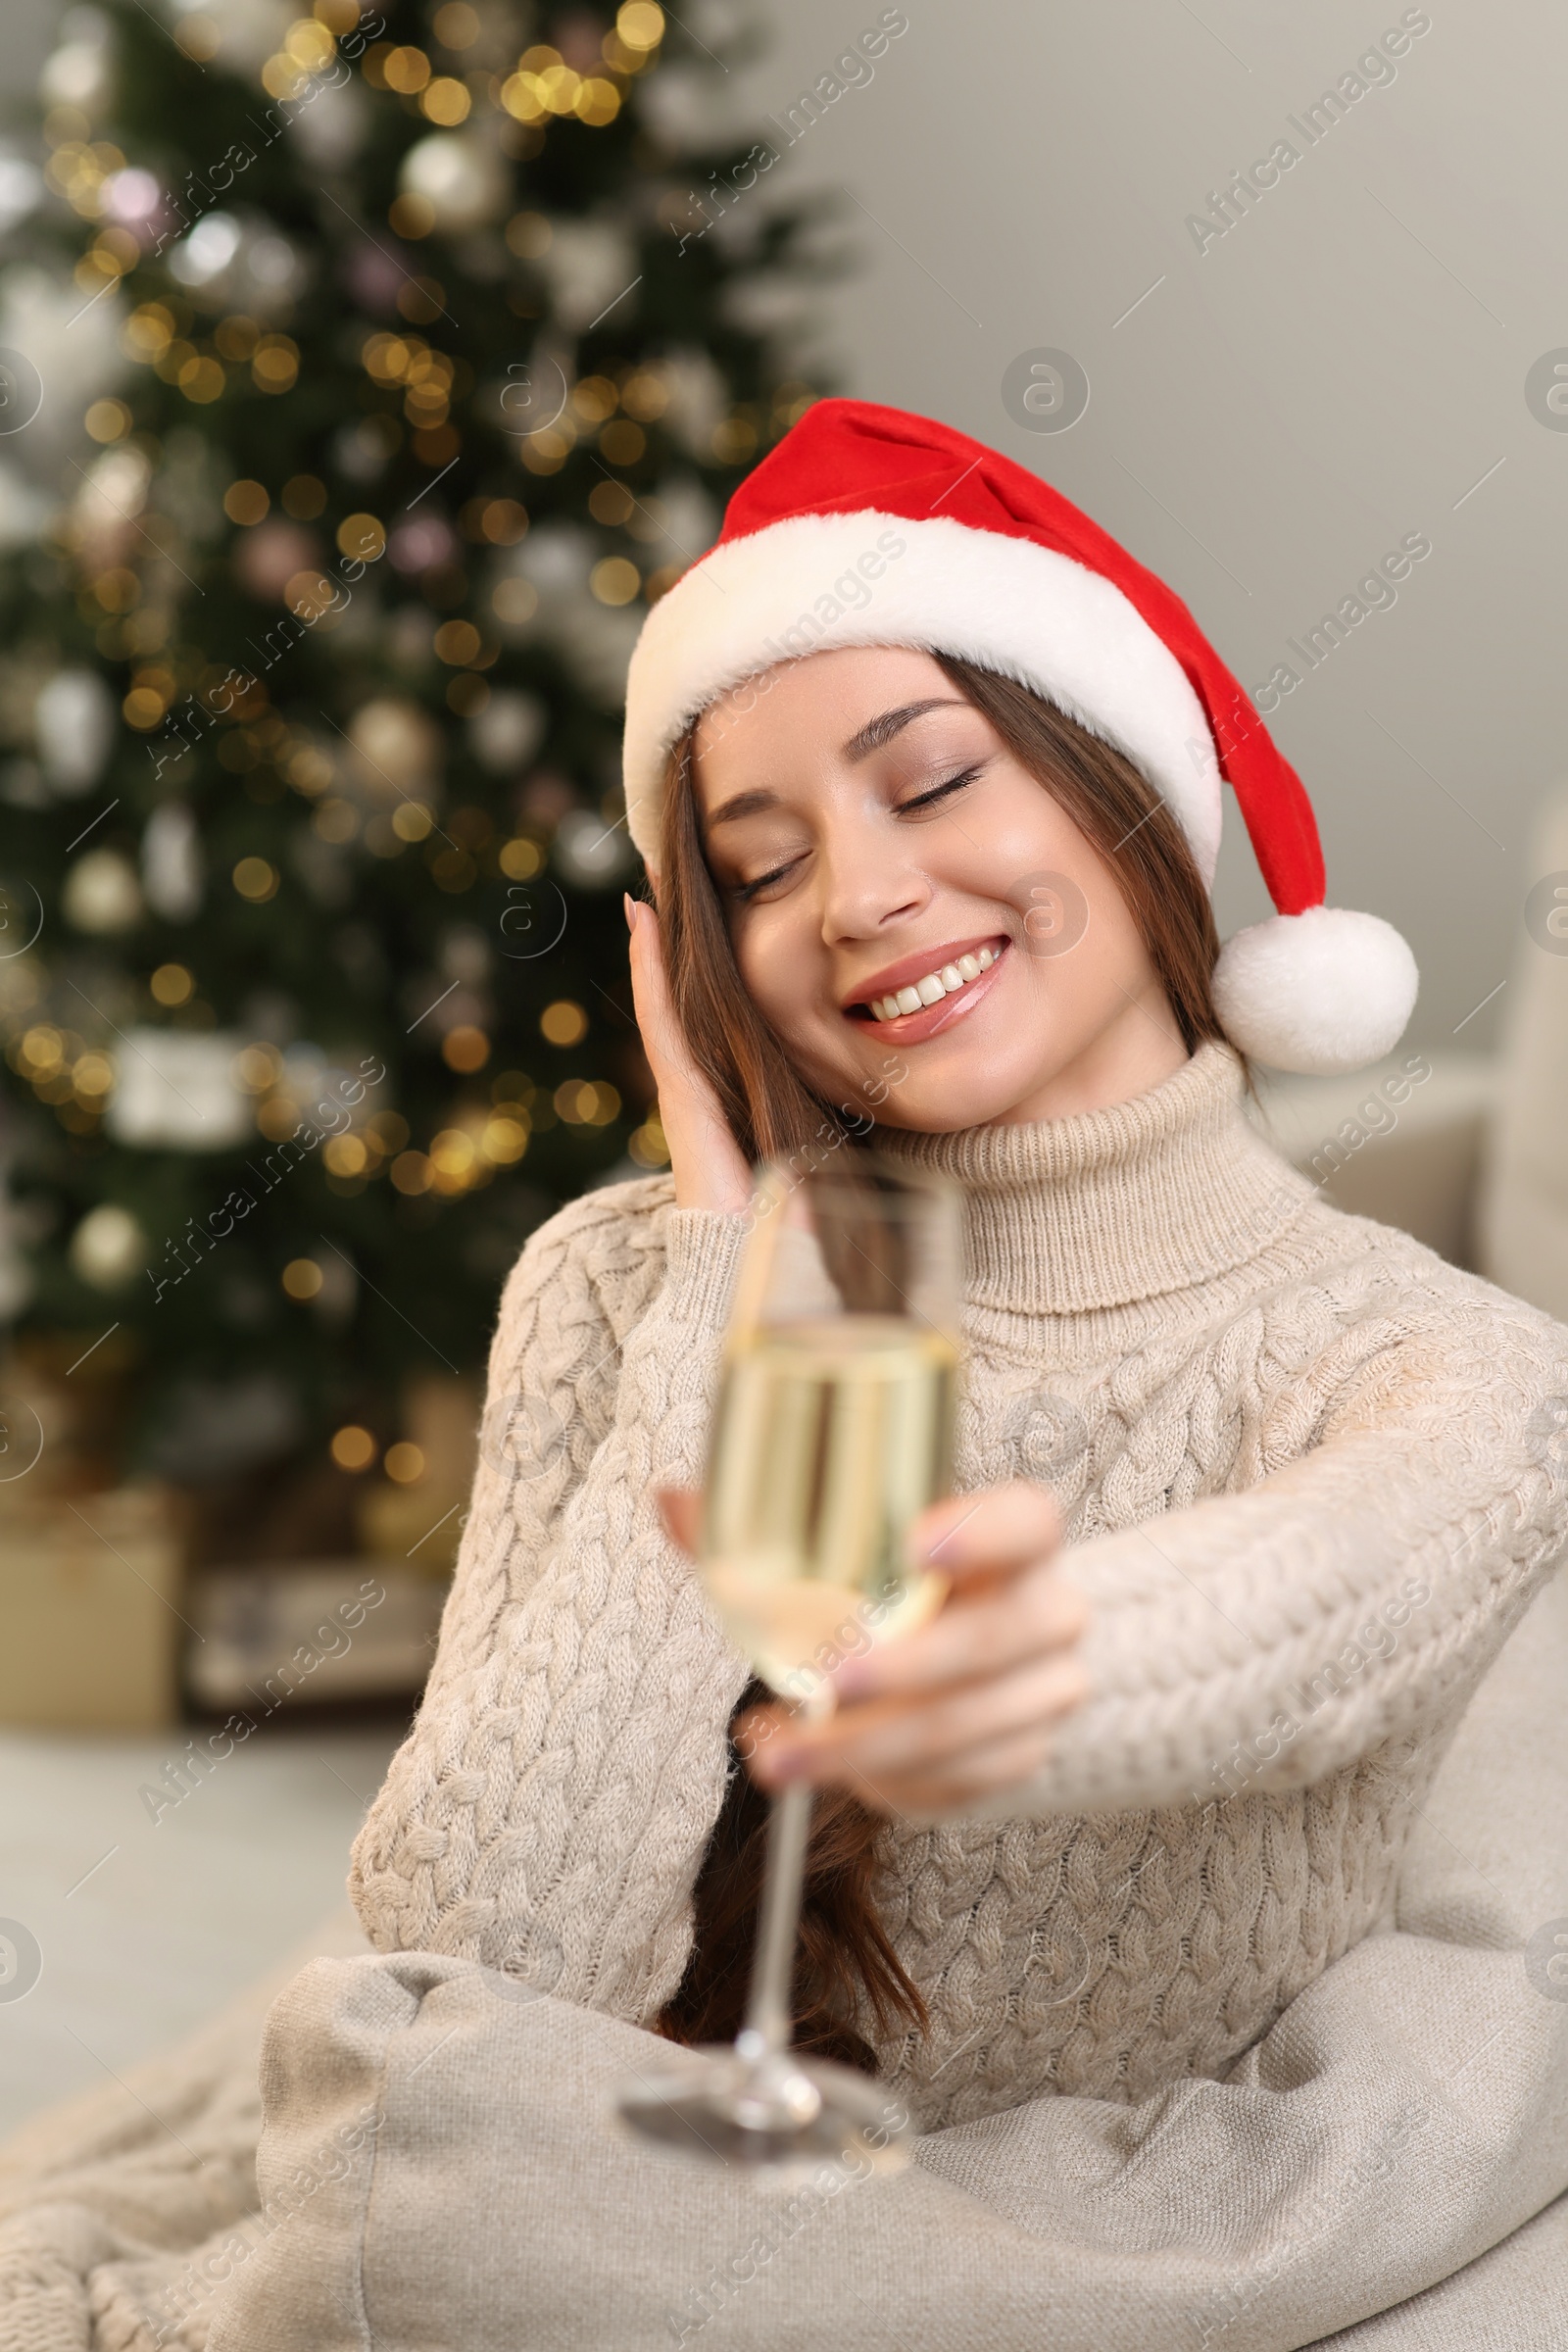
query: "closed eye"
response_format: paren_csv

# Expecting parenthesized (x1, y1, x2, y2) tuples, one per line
(898, 760, 985, 814)
(732, 854, 804, 905)
(730, 761, 987, 903)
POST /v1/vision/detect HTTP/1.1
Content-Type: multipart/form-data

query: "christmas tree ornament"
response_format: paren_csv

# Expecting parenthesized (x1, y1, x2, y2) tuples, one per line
(69, 1201, 146, 1291)
(166, 212, 305, 319)
(387, 513, 458, 574)
(536, 218, 637, 333)
(0, 150, 44, 241)
(623, 398, 1419, 1077)
(0, 265, 127, 458)
(467, 687, 546, 773)
(169, 0, 294, 78)
(399, 132, 508, 235)
(284, 71, 368, 167)
(101, 165, 161, 231)
(167, 213, 243, 287)
(69, 443, 153, 572)
(231, 515, 322, 602)
(439, 926, 491, 985)
(142, 803, 204, 921)
(34, 668, 115, 796)
(347, 696, 443, 797)
(105, 1029, 253, 1149)
(39, 12, 115, 120)
(63, 846, 143, 933)
(656, 347, 730, 458)
(553, 807, 634, 889)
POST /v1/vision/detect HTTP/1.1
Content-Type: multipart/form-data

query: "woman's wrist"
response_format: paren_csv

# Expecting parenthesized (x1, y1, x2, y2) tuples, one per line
(659, 1204, 751, 1328)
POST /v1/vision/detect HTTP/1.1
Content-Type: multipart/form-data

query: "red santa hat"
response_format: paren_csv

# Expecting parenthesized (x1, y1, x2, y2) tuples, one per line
(621, 398, 1417, 1076)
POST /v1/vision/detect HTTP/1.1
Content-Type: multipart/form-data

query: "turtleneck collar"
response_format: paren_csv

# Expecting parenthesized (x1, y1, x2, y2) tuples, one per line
(877, 1043, 1312, 1315)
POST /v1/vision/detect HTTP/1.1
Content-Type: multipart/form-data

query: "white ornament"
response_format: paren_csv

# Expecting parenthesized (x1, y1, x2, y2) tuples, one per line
(64, 847, 142, 933)
(553, 807, 634, 889)
(537, 219, 637, 333)
(35, 668, 115, 796)
(348, 696, 442, 795)
(467, 688, 545, 773)
(286, 74, 368, 167)
(0, 264, 128, 454)
(0, 153, 44, 240)
(170, 0, 292, 76)
(105, 1030, 253, 1150)
(70, 1202, 146, 1291)
(40, 13, 115, 118)
(169, 213, 243, 286)
(658, 347, 729, 459)
(142, 803, 204, 920)
(399, 133, 507, 234)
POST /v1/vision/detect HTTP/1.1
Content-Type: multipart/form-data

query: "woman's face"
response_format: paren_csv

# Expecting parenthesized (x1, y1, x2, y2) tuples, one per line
(688, 646, 1190, 1132)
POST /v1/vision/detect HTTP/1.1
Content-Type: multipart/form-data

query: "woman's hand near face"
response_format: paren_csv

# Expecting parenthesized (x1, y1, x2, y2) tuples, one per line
(657, 1481, 1090, 1815)
(625, 891, 754, 1216)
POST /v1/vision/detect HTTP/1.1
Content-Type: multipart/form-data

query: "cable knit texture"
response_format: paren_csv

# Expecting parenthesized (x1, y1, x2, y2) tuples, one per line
(348, 1044, 1568, 2133)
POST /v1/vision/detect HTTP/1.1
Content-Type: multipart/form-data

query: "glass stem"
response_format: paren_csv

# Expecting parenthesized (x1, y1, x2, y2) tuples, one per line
(739, 1780, 812, 2063)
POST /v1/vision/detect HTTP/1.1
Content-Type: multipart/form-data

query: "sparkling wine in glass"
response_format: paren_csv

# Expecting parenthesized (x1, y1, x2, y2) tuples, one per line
(615, 1148, 962, 2180)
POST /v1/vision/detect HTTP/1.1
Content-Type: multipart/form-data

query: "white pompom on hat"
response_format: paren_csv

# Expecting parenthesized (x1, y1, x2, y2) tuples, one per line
(620, 399, 1418, 1076)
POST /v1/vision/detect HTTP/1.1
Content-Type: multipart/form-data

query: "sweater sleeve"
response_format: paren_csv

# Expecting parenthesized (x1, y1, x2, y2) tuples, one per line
(348, 1188, 755, 2024)
(967, 1287, 1568, 1823)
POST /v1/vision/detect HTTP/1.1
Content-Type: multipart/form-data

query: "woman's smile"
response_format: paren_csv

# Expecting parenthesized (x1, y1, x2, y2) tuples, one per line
(842, 933, 1011, 1045)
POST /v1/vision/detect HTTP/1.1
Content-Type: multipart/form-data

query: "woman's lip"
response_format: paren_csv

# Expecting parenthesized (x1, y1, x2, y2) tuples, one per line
(845, 939, 1011, 1046)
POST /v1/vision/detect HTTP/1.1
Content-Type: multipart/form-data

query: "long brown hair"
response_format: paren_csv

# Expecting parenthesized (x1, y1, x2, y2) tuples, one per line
(650, 654, 1232, 2071)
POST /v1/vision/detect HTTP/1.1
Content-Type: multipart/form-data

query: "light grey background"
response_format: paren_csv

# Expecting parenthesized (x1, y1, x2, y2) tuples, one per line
(722, 0, 1568, 1053)
(6, 0, 1565, 1050)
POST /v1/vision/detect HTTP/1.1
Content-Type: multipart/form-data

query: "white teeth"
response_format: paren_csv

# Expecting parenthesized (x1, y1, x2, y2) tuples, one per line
(864, 944, 1004, 1021)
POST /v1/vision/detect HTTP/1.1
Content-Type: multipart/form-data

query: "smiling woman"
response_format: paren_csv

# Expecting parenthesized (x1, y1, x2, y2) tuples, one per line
(303, 400, 1568, 2343)
(657, 647, 1229, 1170)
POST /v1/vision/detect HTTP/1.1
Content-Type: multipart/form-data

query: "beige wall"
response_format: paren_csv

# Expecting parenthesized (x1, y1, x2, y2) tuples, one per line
(730, 0, 1568, 1053)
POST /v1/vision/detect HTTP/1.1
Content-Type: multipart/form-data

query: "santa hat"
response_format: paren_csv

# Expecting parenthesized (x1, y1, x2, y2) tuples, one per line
(621, 398, 1417, 1076)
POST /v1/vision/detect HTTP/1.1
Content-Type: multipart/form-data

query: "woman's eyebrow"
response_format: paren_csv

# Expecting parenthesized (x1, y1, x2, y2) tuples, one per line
(704, 786, 779, 829)
(841, 697, 967, 763)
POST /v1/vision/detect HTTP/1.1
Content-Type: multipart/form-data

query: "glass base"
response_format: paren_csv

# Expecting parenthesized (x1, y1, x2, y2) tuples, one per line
(615, 2037, 912, 2182)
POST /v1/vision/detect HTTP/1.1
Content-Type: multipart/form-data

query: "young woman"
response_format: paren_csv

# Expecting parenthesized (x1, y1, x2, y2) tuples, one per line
(349, 400, 1568, 2137)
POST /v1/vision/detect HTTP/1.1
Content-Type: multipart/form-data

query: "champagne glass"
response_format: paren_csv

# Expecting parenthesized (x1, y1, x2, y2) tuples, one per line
(616, 1148, 962, 2180)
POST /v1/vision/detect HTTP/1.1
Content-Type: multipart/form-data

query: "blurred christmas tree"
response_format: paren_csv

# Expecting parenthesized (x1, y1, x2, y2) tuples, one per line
(0, 0, 817, 1534)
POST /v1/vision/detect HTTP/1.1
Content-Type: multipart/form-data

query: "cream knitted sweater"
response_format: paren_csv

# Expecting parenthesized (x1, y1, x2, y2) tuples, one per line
(348, 1045, 1568, 2133)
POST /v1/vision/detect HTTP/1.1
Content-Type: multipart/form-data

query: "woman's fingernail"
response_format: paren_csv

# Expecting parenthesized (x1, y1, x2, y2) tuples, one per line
(623, 892, 636, 932)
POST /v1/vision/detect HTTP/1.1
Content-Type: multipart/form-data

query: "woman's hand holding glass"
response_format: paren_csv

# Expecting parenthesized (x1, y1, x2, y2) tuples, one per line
(629, 884, 1091, 1818)
(658, 1479, 1089, 1818)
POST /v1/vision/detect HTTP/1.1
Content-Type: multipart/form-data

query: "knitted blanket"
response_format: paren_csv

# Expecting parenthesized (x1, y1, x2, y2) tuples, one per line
(2, 1572, 1559, 2350)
